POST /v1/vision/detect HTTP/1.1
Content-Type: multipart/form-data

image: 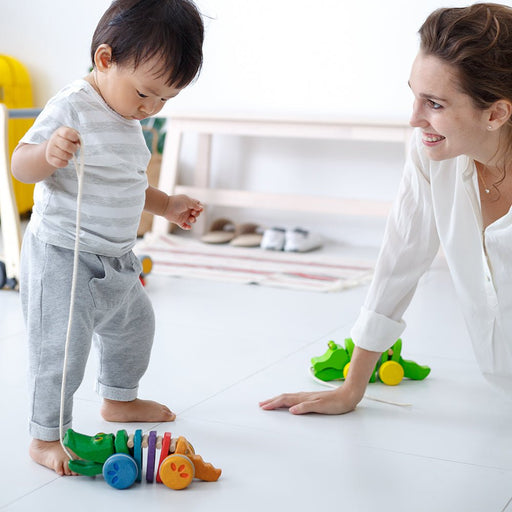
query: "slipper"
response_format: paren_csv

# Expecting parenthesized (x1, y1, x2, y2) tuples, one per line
(260, 227, 286, 251)
(284, 228, 322, 252)
(230, 223, 264, 247)
(201, 218, 236, 244)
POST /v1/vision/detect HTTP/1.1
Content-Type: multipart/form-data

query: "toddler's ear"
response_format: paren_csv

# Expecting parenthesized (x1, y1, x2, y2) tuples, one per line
(93, 44, 113, 71)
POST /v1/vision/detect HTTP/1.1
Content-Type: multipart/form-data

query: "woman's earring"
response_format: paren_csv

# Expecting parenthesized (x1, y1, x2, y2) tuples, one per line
(488, 125, 493, 130)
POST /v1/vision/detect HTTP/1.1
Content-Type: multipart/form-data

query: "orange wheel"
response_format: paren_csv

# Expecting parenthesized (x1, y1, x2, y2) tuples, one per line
(139, 255, 153, 276)
(378, 361, 404, 386)
(159, 454, 195, 490)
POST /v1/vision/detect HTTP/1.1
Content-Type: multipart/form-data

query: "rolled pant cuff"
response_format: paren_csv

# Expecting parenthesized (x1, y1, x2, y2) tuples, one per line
(30, 419, 73, 442)
(96, 382, 138, 402)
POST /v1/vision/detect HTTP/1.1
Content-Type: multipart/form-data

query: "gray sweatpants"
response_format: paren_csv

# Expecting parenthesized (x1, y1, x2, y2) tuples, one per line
(20, 230, 155, 441)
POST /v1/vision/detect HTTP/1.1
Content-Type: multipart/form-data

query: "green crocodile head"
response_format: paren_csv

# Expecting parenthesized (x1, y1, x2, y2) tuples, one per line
(63, 429, 116, 464)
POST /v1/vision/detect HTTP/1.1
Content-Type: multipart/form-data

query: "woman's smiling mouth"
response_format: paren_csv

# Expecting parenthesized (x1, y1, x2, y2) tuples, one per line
(423, 133, 446, 145)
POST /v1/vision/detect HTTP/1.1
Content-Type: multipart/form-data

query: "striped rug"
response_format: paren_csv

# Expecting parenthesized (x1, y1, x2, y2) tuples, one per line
(135, 234, 373, 292)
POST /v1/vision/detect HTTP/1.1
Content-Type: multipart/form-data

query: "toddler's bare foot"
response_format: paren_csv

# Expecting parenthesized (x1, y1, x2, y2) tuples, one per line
(101, 398, 176, 423)
(29, 439, 77, 476)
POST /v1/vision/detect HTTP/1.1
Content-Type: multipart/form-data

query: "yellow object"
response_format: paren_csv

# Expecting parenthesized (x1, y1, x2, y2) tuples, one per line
(140, 255, 153, 276)
(343, 362, 350, 379)
(159, 454, 195, 490)
(378, 361, 405, 386)
(0, 55, 35, 214)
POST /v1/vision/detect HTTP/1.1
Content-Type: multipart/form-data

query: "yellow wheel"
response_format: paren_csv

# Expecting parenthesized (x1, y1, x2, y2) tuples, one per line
(343, 362, 350, 379)
(159, 454, 195, 490)
(378, 361, 404, 386)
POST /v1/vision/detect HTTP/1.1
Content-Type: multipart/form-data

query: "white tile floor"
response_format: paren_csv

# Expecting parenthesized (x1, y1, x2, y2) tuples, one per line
(1, 242, 512, 512)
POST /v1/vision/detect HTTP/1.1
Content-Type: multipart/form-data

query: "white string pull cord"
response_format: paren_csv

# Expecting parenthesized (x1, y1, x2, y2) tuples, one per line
(59, 136, 85, 460)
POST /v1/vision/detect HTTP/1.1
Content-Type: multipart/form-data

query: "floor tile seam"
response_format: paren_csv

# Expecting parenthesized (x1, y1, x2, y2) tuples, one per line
(144, 414, 512, 474)
(173, 336, 333, 415)
(165, 413, 359, 444)
(165, 415, 291, 436)
(175, 369, 270, 415)
(75, 339, 314, 418)
(0, 477, 59, 511)
(175, 325, 386, 417)
(174, 334, 342, 415)
(69, 340, 318, 416)
(500, 495, 512, 512)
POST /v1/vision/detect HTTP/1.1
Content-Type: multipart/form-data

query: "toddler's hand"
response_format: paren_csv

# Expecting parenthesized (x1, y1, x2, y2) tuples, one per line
(46, 126, 81, 169)
(165, 194, 203, 230)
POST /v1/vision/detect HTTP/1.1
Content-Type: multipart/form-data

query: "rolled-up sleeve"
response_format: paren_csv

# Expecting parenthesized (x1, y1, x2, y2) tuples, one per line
(350, 306, 406, 352)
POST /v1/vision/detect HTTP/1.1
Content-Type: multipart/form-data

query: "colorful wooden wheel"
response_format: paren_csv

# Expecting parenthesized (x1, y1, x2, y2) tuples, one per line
(103, 453, 138, 490)
(159, 454, 195, 490)
(133, 429, 143, 482)
(156, 432, 172, 484)
(146, 430, 157, 483)
(378, 360, 404, 386)
(115, 429, 129, 454)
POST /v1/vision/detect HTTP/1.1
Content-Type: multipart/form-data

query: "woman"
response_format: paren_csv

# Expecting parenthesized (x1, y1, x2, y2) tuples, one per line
(260, 3, 512, 415)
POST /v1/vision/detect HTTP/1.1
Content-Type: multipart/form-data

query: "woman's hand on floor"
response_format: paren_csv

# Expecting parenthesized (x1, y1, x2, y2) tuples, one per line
(259, 346, 380, 415)
(259, 387, 360, 415)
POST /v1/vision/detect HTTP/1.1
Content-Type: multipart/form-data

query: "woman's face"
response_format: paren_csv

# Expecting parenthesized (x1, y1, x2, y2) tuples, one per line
(408, 51, 492, 162)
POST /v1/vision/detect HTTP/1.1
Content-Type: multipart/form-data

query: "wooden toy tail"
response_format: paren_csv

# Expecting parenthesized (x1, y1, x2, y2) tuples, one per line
(189, 454, 222, 482)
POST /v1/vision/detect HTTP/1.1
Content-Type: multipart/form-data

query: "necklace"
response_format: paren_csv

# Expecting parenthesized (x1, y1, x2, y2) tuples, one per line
(478, 170, 491, 195)
(476, 164, 504, 201)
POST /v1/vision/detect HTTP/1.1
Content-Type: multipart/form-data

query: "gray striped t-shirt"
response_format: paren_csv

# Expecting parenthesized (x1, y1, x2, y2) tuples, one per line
(22, 79, 151, 257)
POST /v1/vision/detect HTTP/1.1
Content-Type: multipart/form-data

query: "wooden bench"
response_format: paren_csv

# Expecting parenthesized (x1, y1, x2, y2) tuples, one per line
(151, 114, 411, 237)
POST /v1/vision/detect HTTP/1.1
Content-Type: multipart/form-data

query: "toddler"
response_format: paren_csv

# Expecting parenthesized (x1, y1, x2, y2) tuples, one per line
(11, 0, 204, 475)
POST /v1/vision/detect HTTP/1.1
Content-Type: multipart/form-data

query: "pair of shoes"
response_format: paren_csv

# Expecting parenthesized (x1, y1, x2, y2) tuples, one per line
(260, 227, 322, 252)
(201, 218, 264, 247)
(285, 228, 323, 252)
(260, 227, 286, 251)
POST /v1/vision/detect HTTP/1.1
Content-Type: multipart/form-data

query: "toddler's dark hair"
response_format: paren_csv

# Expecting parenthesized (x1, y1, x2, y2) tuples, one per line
(91, 0, 204, 88)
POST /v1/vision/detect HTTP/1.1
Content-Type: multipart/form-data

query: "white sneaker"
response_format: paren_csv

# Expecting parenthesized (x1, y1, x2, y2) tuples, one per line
(284, 228, 322, 252)
(260, 227, 286, 250)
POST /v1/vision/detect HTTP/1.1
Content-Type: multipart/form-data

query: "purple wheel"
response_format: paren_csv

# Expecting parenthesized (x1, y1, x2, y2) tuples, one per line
(146, 430, 157, 483)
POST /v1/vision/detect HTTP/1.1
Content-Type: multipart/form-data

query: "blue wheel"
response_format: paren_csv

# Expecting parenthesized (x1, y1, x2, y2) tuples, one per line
(133, 429, 143, 483)
(103, 453, 138, 490)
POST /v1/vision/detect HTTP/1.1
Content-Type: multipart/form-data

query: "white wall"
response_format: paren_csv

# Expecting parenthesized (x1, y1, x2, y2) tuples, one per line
(1, 0, 485, 244)
(2, 0, 471, 117)
(2, 1, 109, 107)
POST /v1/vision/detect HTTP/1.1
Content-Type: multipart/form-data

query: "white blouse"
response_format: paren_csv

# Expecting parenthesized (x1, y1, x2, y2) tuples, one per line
(350, 128, 512, 393)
